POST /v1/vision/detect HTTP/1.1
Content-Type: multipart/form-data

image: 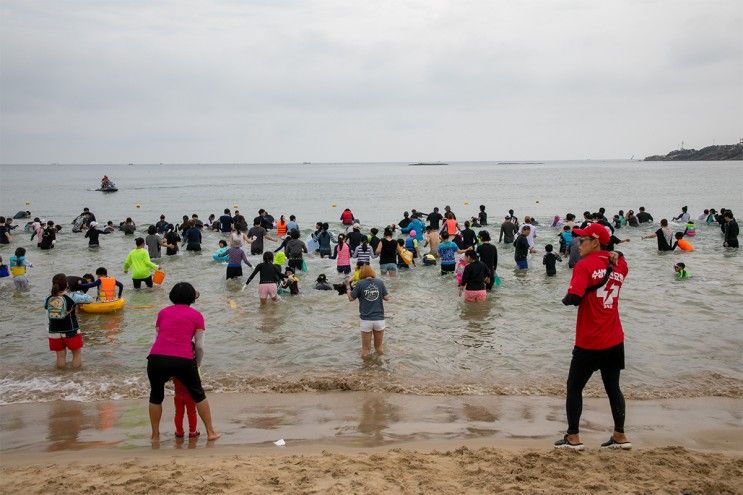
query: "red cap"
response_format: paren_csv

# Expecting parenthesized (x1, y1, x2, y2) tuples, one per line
(572, 223, 611, 245)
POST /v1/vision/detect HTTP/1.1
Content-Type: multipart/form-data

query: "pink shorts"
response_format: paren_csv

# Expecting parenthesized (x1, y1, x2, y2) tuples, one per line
(463, 289, 487, 302)
(258, 283, 277, 299)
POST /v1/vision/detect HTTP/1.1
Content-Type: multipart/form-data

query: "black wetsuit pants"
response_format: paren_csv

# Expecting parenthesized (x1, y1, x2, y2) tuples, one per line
(566, 343, 625, 435)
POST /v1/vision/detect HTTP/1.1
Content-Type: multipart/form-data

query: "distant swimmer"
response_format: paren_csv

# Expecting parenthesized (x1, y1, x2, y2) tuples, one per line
(722, 211, 739, 248)
(84, 221, 110, 247)
(674, 262, 690, 279)
(642, 219, 674, 251)
(636, 206, 653, 224)
(672, 232, 694, 252)
(672, 205, 690, 223)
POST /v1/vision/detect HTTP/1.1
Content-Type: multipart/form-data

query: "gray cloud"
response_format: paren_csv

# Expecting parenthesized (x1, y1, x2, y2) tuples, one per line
(1, 0, 741, 163)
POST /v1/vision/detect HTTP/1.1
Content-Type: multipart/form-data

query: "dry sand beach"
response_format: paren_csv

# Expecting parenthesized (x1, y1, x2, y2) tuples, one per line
(2, 393, 742, 494)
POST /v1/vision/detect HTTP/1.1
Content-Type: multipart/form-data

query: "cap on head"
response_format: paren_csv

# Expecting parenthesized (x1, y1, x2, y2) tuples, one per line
(572, 223, 610, 245)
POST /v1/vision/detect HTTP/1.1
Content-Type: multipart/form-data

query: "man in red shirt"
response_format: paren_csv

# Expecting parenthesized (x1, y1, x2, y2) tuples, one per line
(554, 223, 632, 451)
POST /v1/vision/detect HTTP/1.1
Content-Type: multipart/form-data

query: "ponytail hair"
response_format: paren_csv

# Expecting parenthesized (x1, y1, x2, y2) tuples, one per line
(51, 273, 68, 296)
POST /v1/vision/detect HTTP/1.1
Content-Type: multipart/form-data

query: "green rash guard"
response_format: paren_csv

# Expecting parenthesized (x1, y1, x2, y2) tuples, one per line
(123, 248, 158, 279)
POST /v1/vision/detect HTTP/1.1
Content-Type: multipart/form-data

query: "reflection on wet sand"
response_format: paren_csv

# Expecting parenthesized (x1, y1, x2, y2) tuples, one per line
(356, 394, 401, 446)
(46, 401, 121, 451)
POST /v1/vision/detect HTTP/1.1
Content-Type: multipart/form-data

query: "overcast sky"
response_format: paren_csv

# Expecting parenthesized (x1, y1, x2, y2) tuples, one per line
(1, 0, 741, 163)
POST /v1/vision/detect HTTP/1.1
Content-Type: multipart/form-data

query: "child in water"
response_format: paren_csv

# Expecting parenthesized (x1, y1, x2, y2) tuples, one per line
(558, 225, 572, 255)
(10, 247, 32, 292)
(672, 232, 694, 252)
(0, 256, 9, 278)
(280, 267, 300, 295)
(314, 273, 333, 291)
(674, 262, 689, 279)
(543, 244, 562, 276)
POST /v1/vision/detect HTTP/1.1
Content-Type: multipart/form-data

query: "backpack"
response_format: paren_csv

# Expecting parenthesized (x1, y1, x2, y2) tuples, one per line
(47, 295, 71, 320)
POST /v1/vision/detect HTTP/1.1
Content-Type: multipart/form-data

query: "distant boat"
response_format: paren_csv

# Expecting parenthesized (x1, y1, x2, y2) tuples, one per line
(409, 161, 448, 166)
(96, 180, 118, 192)
(302, 161, 311, 165)
(128, 162, 134, 166)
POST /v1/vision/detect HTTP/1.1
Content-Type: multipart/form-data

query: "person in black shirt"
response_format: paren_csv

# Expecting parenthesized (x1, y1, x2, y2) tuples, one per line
(723, 211, 739, 248)
(460, 221, 477, 250)
(369, 228, 381, 252)
(499, 216, 517, 244)
(84, 221, 110, 247)
(244, 251, 286, 305)
(514, 225, 531, 269)
(427, 207, 443, 230)
(636, 207, 653, 224)
(346, 224, 365, 253)
(478, 205, 488, 226)
(543, 244, 562, 276)
(459, 250, 489, 301)
(475, 231, 497, 290)
(398, 211, 411, 230)
(642, 219, 673, 251)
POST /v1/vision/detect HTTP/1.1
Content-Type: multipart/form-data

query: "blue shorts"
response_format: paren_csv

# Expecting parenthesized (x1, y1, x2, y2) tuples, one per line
(516, 260, 528, 269)
(379, 263, 397, 273)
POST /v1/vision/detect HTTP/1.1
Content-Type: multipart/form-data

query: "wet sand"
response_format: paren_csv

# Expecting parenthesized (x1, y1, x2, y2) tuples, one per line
(1, 393, 742, 493)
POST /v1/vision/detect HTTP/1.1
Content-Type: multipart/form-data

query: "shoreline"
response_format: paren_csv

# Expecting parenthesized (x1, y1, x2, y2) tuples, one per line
(1, 393, 742, 493)
(2, 392, 741, 457)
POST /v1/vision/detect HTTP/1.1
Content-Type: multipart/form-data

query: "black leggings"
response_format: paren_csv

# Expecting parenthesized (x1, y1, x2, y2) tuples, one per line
(566, 344, 625, 435)
(147, 354, 206, 405)
(133, 276, 153, 289)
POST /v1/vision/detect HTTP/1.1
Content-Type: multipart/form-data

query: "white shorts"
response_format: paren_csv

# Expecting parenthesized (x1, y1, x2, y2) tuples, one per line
(359, 319, 386, 333)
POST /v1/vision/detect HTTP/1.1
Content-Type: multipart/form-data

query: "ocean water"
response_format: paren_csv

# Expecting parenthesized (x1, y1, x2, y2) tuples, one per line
(0, 160, 741, 404)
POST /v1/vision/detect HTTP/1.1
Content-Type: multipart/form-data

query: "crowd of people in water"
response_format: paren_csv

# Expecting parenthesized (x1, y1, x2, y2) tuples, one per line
(0, 202, 738, 445)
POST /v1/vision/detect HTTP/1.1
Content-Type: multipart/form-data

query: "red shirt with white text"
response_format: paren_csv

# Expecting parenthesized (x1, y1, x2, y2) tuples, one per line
(567, 250, 628, 350)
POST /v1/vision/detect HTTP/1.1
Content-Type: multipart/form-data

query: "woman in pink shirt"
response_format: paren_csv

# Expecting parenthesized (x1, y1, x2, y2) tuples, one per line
(147, 282, 220, 442)
(331, 233, 352, 275)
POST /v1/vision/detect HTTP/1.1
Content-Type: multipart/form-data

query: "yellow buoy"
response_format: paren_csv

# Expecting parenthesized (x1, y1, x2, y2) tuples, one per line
(135, 203, 141, 208)
(331, 203, 336, 208)
(228, 299, 237, 309)
(233, 204, 239, 209)
(25, 201, 31, 206)
(464, 201, 470, 206)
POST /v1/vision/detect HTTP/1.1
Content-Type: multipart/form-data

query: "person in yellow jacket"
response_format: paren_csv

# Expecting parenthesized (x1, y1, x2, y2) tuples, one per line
(123, 237, 159, 288)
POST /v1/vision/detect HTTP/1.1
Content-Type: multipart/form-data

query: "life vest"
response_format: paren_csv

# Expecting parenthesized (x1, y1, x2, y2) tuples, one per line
(277, 220, 287, 237)
(676, 239, 694, 252)
(99, 276, 118, 301)
(685, 224, 696, 237)
(446, 219, 458, 235)
(340, 210, 354, 225)
(405, 237, 417, 252)
(9, 256, 26, 277)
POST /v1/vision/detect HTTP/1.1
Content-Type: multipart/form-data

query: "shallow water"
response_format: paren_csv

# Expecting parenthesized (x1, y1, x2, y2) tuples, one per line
(0, 160, 741, 403)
